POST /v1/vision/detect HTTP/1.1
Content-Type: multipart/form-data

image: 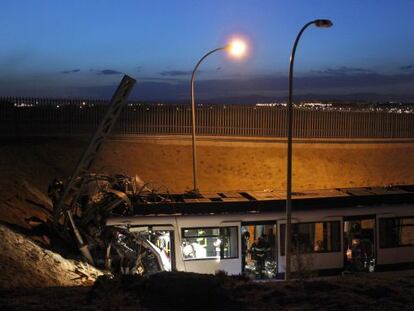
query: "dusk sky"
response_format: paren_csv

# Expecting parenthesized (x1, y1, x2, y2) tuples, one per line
(1, 0, 414, 102)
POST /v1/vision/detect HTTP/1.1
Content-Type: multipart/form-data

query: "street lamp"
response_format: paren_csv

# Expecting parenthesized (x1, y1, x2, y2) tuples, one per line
(285, 19, 332, 281)
(190, 39, 247, 194)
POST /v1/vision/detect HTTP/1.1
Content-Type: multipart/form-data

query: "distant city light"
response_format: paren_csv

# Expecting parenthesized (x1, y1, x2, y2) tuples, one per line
(14, 102, 34, 108)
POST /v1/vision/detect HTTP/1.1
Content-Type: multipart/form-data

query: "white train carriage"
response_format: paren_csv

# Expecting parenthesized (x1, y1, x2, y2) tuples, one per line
(107, 185, 414, 278)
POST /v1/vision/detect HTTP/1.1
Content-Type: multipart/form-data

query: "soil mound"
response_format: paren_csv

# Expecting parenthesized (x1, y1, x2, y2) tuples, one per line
(0, 224, 103, 289)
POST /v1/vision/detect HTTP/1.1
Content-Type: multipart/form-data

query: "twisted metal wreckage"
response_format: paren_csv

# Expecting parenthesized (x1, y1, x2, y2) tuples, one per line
(49, 76, 172, 275)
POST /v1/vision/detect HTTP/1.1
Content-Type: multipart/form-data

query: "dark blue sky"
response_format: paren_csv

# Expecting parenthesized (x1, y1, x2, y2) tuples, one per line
(1, 0, 413, 101)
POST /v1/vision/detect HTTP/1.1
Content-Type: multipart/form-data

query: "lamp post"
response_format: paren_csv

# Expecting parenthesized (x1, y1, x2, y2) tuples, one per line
(190, 39, 247, 194)
(285, 19, 332, 281)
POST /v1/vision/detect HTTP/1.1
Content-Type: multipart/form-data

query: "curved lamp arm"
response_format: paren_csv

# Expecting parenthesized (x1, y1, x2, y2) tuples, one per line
(285, 19, 333, 281)
(190, 46, 226, 193)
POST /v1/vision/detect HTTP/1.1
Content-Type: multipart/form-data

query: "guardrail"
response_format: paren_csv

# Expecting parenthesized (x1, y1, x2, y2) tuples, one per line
(1, 97, 413, 138)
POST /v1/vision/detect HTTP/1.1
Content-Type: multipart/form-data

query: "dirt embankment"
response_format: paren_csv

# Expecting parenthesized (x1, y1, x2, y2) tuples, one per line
(1, 136, 414, 228)
(98, 137, 414, 193)
(0, 224, 103, 289)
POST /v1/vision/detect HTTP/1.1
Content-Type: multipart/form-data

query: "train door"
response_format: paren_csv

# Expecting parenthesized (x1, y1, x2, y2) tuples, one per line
(343, 215, 376, 272)
(241, 221, 277, 279)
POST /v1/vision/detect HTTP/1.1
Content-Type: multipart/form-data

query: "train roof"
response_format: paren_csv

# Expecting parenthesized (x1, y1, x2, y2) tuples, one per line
(130, 185, 414, 216)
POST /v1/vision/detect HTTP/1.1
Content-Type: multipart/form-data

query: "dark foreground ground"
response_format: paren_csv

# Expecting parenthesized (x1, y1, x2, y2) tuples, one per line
(1, 271, 414, 311)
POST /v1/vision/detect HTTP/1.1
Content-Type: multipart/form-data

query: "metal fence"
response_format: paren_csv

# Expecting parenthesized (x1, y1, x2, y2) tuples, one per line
(1, 97, 413, 138)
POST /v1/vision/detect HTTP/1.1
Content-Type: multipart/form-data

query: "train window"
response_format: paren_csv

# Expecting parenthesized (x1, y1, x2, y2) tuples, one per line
(181, 227, 238, 260)
(220, 227, 239, 259)
(379, 217, 414, 248)
(280, 221, 340, 255)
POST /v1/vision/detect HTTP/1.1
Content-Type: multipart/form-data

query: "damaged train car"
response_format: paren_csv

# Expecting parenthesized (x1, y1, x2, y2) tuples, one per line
(50, 173, 414, 278)
(50, 173, 173, 275)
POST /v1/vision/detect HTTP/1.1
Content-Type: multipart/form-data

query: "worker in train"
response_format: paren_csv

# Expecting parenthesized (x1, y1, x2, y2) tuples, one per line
(250, 235, 271, 278)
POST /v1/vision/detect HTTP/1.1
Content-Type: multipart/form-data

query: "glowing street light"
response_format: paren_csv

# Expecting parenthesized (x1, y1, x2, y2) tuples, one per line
(227, 39, 247, 58)
(285, 19, 333, 281)
(190, 39, 247, 194)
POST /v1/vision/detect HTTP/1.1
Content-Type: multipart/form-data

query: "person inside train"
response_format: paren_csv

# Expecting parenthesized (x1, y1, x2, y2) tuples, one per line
(250, 235, 271, 278)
